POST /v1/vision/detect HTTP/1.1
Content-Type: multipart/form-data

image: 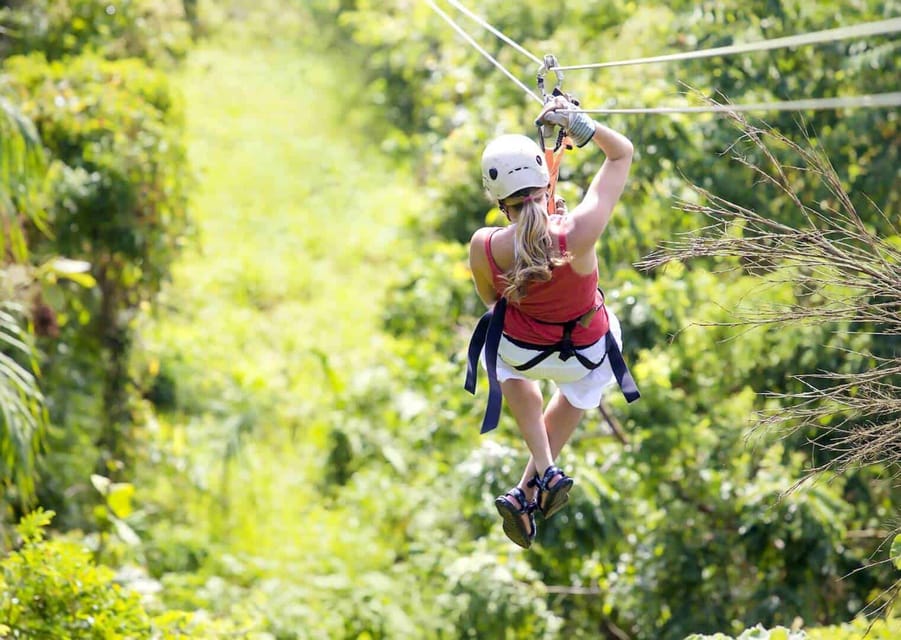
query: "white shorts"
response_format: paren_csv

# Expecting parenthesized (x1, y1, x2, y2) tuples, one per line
(481, 308, 624, 410)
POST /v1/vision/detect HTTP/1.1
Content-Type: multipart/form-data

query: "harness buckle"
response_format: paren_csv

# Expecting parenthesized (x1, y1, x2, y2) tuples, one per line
(558, 321, 577, 361)
(578, 307, 599, 328)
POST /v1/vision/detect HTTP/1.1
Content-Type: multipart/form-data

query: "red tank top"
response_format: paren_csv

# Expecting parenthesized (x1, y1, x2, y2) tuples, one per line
(485, 217, 609, 346)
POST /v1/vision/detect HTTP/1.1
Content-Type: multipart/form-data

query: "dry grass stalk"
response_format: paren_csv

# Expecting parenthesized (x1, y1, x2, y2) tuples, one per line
(637, 110, 900, 481)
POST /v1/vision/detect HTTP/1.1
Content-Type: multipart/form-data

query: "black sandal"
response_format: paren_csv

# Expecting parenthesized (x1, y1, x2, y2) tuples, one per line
(529, 466, 573, 520)
(494, 487, 536, 549)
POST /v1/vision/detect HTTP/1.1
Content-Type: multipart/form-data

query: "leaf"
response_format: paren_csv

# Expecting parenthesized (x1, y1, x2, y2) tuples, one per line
(111, 516, 141, 546)
(41, 258, 96, 288)
(107, 482, 135, 518)
(15, 508, 55, 544)
(891, 534, 901, 571)
(0, 304, 44, 500)
(61, 270, 97, 287)
(91, 473, 111, 496)
(47, 258, 91, 274)
(381, 443, 407, 474)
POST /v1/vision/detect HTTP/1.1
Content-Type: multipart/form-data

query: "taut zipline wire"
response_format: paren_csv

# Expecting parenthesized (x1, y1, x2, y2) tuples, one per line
(573, 92, 901, 115)
(426, 0, 543, 105)
(444, 0, 542, 66)
(429, 0, 901, 115)
(553, 17, 901, 71)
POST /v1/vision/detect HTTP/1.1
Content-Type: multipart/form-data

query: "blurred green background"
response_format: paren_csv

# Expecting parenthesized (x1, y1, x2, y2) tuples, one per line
(0, 0, 899, 638)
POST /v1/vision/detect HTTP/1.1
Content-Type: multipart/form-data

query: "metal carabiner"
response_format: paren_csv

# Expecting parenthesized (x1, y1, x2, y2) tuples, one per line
(536, 54, 566, 152)
(535, 54, 564, 103)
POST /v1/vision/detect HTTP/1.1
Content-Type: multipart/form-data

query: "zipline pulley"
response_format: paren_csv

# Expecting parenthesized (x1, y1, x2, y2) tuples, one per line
(535, 53, 572, 216)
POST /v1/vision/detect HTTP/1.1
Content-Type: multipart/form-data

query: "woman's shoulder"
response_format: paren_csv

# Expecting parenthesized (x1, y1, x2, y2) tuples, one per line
(471, 224, 505, 238)
(469, 226, 505, 263)
(470, 225, 510, 248)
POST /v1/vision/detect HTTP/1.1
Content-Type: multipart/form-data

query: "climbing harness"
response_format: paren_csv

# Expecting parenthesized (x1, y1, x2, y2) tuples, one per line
(464, 295, 640, 434)
(507, 305, 605, 372)
(464, 55, 640, 434)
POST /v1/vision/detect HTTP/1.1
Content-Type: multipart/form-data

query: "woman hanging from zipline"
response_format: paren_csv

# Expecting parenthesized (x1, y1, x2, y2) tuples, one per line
(465, 95, 639, 548)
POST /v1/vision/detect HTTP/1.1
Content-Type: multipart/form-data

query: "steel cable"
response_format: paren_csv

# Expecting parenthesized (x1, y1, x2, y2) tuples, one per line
(427, 1, 901, 115)
(553, 18, 901, 71)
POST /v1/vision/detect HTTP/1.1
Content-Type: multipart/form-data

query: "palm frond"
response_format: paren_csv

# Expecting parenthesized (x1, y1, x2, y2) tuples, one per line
(0, 303, 45, 503)
(0, 89, 48, 263)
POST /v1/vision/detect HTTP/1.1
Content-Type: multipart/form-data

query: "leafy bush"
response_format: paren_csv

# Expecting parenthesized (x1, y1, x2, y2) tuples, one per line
(0, 509, 154, 638)
(0, 0, 190, 65)
(5, 53, 190, 292)
(808, 616, 901, 639)
(2, 51, 190, 522)
(0, 91, 49, 506)
(686, 625, 805, 640)
(0, 509, 255, 638)
(687, 617, 901, 639)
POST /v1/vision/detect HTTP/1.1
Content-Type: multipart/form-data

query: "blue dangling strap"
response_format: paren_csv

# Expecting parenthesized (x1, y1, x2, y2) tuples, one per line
(605, 332, 640, 403)
(464, 298, 507, 433)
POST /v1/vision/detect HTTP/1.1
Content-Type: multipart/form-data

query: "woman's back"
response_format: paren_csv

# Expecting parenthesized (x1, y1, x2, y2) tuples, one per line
(484, 216, 607, 345)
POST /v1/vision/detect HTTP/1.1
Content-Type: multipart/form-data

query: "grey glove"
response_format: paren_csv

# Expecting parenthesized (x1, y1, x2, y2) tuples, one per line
(535, 96, 597, 148)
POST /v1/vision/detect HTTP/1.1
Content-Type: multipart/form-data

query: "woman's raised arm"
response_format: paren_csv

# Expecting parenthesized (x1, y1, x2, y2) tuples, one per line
(535, 98, 633, 256)
(568, 123, 633, 255)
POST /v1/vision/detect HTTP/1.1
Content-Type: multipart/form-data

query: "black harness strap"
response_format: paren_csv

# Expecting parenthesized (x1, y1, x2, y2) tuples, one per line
(509, 319, 607, 372)
(604, 331, 640, 403)
(464, 298, 507, 434)
(465, 298, 640, 434)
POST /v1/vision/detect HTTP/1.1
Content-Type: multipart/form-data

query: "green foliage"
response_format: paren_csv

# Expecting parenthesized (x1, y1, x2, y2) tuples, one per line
(0, 303, 46, 504)
(686, 625, 805, 640)
(0, 0, 191, 65)
(687, 617, 901, 640)
(0, 509, 252, 638)
(0, 91, 49, 261)
(1, 50, 190, 509)
(4, 52, 189, 281)
(2, 2, 896, 639)
(807, 616, 901, 639)
(0, 509, 155, 638)
(382, 240, 479, 350)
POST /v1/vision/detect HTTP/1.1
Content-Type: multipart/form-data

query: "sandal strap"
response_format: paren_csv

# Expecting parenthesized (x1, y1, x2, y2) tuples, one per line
(505, 487, 529, 513)
(538, 465, 568, 491)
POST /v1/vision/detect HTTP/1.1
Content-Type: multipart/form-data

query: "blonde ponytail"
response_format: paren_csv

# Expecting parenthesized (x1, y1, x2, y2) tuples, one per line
(502, 195, 570, 302)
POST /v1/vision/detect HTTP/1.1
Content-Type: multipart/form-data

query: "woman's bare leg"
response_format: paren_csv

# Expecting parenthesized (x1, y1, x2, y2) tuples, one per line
(518, 389, 584, 500)
(500, 378, 553, 474)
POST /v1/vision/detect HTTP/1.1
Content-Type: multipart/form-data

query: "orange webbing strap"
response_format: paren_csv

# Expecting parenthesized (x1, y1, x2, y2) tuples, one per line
(544, 136, 571, 215)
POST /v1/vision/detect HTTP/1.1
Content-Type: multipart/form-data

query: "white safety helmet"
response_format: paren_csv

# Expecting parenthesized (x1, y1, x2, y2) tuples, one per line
(481, 134, 549, 201)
